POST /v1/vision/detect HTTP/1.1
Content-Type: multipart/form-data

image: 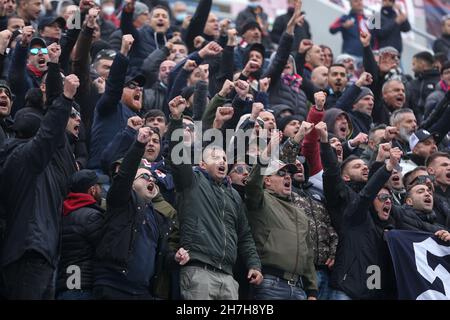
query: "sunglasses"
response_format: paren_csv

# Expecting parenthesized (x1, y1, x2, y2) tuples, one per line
(70, 109, 80, 119)
(29, 47, 48, 55)
(377, 194, 392, 202)
(231, 165, 251, 175)
(276, 169, 292, 177)
(135, 173, 156, 182)
(183, 123, 195, 131)
(411, 175, 435, 185)
(126, 82, 141, 90)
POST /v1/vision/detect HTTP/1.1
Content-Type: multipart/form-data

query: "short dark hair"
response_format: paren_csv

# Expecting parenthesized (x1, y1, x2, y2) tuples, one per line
(441, 61, 450, 75)
(425, 151, 450, 167)
(340, 155, 360, 175)
(368, 124, 386, 140)
(402, 166, 428, 188)
(329, 63, 346, 71)
(151, 5, 169, 15)
(413, 51, 434, 66)
(144, 109, 167, 123)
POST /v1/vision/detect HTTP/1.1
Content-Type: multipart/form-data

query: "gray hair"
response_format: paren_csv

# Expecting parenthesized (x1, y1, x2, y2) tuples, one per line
(382, 78, 404, 94)
(390, 108, 414, 126)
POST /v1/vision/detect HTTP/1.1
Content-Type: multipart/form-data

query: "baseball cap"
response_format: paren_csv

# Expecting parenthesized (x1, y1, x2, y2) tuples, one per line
(409, 129, 437, 151)
(94, 49, 117, 63)
(38, 16, 66, 31)
(69, 169, 109, 193)
(29, 37, 47, 49)
(263, 159, 298, 176)
(124, 74, 146, 88)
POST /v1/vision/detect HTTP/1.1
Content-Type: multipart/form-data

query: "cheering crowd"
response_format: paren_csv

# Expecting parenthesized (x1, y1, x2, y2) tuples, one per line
(0, 0, 450, 300)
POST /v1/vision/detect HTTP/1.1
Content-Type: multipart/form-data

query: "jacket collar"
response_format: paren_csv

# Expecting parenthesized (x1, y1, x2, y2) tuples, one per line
(195, 166, 231, 188)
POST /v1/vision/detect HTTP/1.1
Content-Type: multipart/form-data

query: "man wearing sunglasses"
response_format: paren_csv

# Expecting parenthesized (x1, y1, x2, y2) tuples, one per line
(245, 154, 317, 300)
(88, 34, 147, 172)
(95, 127, 177, 299)
(319, 121, 403, 300)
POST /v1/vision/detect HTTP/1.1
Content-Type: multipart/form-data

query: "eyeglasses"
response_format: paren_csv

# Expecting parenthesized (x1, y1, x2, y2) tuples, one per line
(29, 47, 48, 55)
(70, 109, 80, 119)
(135, 173, 156, 182)
(376, 194, 392, 202)
(276, 169, 292, 177)
(411, 175, 435, 186)
(230, 164, 251, 175)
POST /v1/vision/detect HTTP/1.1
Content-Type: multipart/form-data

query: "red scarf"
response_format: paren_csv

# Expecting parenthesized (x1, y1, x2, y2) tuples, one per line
(439, 80, 449, 92)
(27, 63, 44, 78)
(63, 192, 97, 216)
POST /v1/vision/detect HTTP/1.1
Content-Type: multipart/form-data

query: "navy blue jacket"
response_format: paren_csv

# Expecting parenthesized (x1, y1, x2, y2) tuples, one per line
(121, 8, 172, 74)
(88, 52, 138, 171)
(329, 11, 366, 58)
(373, 6, 411, 54)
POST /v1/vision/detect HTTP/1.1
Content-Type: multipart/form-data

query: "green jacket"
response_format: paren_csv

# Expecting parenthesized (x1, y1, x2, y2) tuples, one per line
(167, 117, 261, 275)
(245, 164, 318, 297)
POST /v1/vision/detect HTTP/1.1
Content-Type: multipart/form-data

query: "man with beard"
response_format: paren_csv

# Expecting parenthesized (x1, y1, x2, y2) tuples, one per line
(325, 64, 348, 107)
(0, 81, 14, 146)
(400, 129, 438, 174)
(426, 152, 450, 228)
(389, 108, 417, 154)
(319, 119, 403, 299)
(360, 125, 386, 164)
(88, 34, 146, 172)
(392, 183, 450, 235)
(386, 167, 405, 206)
(143, 59, 176, 113)
(57, 170, 107, 300)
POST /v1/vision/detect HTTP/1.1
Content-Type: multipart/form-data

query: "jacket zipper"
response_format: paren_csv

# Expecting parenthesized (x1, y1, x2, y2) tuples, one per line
(293, 207, 300, 277)
(219, 188, 226, 270)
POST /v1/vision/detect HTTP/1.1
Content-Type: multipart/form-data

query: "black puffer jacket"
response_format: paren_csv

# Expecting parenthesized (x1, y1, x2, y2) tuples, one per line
(391, 205, 449, 232)
(406, 69, 440, 123)
(57, 196, 105, 292)
(0, 95, 76, 268)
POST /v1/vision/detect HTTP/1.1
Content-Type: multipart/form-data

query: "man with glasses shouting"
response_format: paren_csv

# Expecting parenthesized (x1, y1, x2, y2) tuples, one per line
(94, 126, 176, 299)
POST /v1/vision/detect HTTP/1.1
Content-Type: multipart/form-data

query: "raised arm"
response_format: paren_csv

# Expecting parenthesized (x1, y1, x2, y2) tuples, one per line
(22, 75, 79, 174)
(107, 127, 153, 208)
(166, 96, 194, 191)
(96, 35, 133, 116)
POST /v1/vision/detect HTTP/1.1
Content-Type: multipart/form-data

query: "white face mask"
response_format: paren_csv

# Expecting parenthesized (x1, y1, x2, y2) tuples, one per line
(102, 6, 115, 16)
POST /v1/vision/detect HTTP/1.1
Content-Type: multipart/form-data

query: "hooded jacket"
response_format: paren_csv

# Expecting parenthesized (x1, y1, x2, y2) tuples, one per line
(323, 108, 353, 140)
(57, 193, 105, 292)
(0, 95, 76, 268)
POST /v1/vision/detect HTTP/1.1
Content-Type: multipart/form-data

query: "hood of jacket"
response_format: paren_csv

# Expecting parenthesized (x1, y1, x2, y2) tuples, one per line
(324, 108, 353, 139)
(63, 192, 98, 216)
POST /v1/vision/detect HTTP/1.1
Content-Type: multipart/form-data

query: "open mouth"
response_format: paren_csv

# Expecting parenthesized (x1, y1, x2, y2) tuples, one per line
(147, 182, 155, 192)
(424, 197, 432, 204)
(73, 125, 79, 134)
(382, 206, 390, 214)
(38, 58, 46, 65)
(392, 175, 400, 182)
(133, 94, 141, 101)
(284, 180, 291, 188)
(146, 147, 155, 154)
(242, 177, 248, 185)
(362, 172, 369, 178)
(218, 165, 226, 175)
(395, 97, 404, 104)
(446, 172, 450, 179)
(0, 100, 8, 110)
(157, 22, 165, 28)
(339, 126, 347, 134)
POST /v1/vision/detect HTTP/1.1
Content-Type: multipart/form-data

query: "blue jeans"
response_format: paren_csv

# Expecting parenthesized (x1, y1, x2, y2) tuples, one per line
(316, 268, 332, 300)
(329, 289, 352, 300)
(57, 290, 93, 300)
(252, 274, 307, 300)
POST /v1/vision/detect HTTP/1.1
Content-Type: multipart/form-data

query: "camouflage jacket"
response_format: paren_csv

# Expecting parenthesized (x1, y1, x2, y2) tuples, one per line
(292, 189, 338, 266)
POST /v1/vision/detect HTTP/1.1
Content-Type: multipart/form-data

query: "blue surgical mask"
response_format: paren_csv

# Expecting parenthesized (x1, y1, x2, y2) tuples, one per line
(175, 12, 187, 22)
